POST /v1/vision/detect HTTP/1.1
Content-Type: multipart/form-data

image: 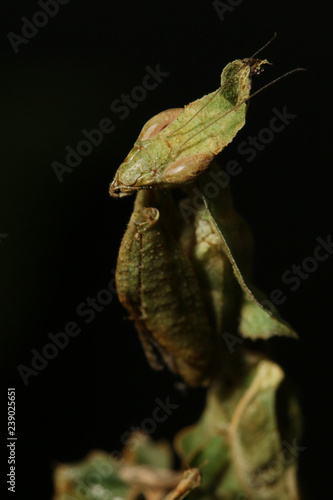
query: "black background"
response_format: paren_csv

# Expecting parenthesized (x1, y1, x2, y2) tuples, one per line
(1, 1, 332, 499)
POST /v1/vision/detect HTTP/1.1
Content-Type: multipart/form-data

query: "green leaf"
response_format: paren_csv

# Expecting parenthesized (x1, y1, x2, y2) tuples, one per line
(53, 452, 129, 500)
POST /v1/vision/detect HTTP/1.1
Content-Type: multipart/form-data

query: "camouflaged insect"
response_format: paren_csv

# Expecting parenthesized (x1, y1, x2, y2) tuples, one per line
(113, 54, 297, 388)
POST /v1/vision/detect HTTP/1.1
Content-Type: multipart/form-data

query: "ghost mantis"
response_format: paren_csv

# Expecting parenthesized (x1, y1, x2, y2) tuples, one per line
(111, 36, 303, 386)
